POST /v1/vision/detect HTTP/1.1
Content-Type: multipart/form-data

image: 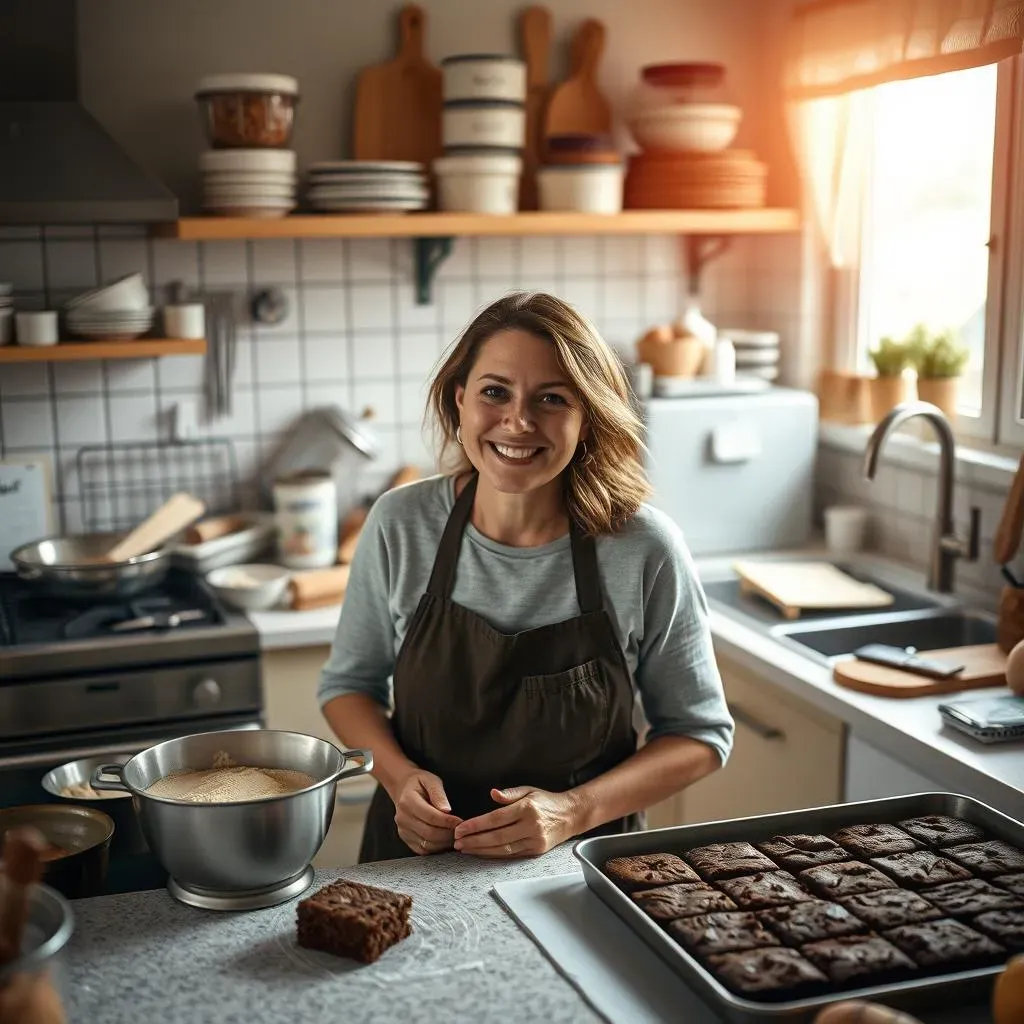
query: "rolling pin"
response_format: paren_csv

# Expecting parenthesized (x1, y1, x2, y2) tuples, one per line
(184, 515, 248, 546)
(289, 565, 350, 611)
(106, 493, 206, 562)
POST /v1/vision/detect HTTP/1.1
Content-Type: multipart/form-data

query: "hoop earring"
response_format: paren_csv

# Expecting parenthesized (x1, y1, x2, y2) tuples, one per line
(456, 425, 463, 446)
(576, 440, 593, 465)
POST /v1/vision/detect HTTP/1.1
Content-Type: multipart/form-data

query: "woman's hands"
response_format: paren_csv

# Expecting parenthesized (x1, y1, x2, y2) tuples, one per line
(0, 972, 66, 1024)
(453, 786, 581, 858)
(391, 769, 462, 856)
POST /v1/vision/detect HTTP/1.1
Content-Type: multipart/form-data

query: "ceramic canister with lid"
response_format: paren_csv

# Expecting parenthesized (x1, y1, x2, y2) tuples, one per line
(273, 472, 338, 569)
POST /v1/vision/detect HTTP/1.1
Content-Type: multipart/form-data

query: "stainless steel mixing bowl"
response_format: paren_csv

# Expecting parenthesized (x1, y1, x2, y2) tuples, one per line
(91, 729, 372, 892)
(0, 881, 74, 1008)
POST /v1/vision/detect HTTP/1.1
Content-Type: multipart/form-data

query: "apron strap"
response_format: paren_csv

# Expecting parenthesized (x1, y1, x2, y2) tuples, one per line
(570, 526, 604, 614)
(426, 473, 478, 597)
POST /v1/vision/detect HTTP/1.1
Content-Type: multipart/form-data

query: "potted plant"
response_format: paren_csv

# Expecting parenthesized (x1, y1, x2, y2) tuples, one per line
(911, 327, 970, 418)
(867, 336, 914, 420)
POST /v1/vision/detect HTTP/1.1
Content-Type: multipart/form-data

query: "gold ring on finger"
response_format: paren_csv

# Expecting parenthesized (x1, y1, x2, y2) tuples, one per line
(504, 843, 513, 855)
(421, 838, 428, 850)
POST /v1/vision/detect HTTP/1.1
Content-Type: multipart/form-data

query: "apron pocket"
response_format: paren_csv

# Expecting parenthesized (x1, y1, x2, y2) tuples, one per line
(519, 659, 613, 772)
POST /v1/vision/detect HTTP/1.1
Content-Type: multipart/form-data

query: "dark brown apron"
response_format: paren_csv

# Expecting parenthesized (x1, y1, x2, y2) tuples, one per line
(359, 473, 640, 862)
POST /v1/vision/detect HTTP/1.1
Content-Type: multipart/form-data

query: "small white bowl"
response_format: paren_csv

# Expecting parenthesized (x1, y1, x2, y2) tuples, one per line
(67, 273, 150, 314)
(206, 563, 291, 611)
(629, 103, 741, 152)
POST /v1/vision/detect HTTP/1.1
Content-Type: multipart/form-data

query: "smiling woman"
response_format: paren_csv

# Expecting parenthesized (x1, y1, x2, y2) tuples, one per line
(317, 292, 734, 863)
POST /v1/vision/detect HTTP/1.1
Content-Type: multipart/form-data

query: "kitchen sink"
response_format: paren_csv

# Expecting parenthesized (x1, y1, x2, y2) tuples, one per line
(775, 610, 999, 660)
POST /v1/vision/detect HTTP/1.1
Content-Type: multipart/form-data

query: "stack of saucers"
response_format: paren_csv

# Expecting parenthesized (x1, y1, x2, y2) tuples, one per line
(719, 328, 780, 382)
(200, 149, 298, 218)
(305, 161, 428, 213)
(66, 273, 153, 341)
(0, 283, 12, 345)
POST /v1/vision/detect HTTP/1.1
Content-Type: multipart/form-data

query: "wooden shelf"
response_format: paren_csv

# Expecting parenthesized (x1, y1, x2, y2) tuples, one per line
(155, 208, 801, 241)
(0, 339, 207, 363)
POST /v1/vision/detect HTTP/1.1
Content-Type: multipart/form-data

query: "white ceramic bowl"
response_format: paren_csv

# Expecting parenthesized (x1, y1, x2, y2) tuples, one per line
(67, 273, 150, 314)
(538, 164, 623, 214)
(206, 563, 291, 611)
(628, 103, 741, 152)
(434, 153, 522, 214)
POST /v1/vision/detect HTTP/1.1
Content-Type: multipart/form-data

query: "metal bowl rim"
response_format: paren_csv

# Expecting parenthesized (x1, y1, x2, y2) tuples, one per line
(41, 754, 134, 800)
(0, 883, 75, 985)
(10, 533, 169, 570)
(0, 803, 117, 847)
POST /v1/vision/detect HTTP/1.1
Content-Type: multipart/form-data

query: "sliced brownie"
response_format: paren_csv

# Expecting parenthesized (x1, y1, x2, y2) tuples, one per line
(667, 910, 780, 957)
(871, 850, 972, 889)
(945, 840, 1024, 878)
(830, 823, 918, 858)
(684, 842, 778, 881)
(755, 834, 849, 872)
(718, 870, 813, 911)
(758, 900, 866, 946)
(972, 909, 1024, 951)
(898, 815, 986, 848)
(631, 881, 735, 922)
(920, 877, 1024, 917)
(705, 946, 827, 999)
(883, 917, 1005, 969)
(296, 879, 413, 964)
(838, 889, 942, 930)
(604, 853, 699, 892)
(798, 861, 898, 900)
(994, 872, 1024, 897)
(801, 934, 917, 986)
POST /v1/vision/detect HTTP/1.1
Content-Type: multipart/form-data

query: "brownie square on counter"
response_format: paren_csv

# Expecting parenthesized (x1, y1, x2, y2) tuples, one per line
(705, 946, 827, 999)
(831, 824, 919, 858)
(883, 917, 1005, 969)
(296, 879, 413, 964)
(684, 842, 778, 881)
(718, 870, 813, 911)
(973, 909, 1024, 951)
(802, 934, 917, 986)
(945, 840, 1024, 878)
(668, 910, 780, 957)
(920, 877, 1024, 917)
(898, 815, 986, 848)
(871, 850, 973, 889)
(758, 900, 866, 946)
(994, 873, 1024, 897)
(631, 881, 736, 922)
(838, 889, 942, 930)
(799, 861, 898, 900)
(604, 853, 700, 892)
(755, 834, 849, 872)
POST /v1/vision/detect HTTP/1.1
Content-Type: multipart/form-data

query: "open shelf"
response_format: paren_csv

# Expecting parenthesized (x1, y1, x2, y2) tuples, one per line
(0, 339, 207, 363)
(155, 208, 801, 241)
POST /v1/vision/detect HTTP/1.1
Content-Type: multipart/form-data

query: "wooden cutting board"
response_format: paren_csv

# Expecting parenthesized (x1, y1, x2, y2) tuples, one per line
(733, 561, 895, 620)
(543, 18, 612, 140)
(519, 5, 552, 211)
(353, 5, 442, 166)
(833, 644, 1007, 698)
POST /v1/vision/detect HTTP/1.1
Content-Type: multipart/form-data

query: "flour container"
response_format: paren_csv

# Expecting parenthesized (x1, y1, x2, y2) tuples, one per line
(273, 471, 338, 569)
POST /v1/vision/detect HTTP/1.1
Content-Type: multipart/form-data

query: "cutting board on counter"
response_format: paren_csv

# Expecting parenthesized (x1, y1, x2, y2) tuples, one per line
(834, 644, 1007, 698)
(733, 560, 895, 620)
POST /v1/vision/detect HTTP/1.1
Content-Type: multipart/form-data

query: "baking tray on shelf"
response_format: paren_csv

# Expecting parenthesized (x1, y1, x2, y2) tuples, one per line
(574, 792, 1023, 1023)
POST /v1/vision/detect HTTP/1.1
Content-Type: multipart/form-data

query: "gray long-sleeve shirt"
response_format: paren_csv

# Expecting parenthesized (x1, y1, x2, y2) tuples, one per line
(317, 475, 734, 765)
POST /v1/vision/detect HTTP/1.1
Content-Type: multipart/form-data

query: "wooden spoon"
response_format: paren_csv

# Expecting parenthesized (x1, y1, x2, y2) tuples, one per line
(105, 492, 206, 563)
(519, 5, 553, 210)
(543, 18, 612, 140)
(0, 826, 47, 966)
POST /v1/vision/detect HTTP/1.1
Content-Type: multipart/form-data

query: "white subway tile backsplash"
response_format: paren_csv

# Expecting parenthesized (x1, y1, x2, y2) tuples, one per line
(396, 287, 442, 332)
(475, 237, 518, 281)
(304, 380, 352, 411)
(562, 236, 600, 278)
(397, 378, 430, 422)
(352, 380, 398, 426)
(350, 283, 394, 332)
(2, 397, 54, 450)
(435, 237, 473, 281)
(106, 359, 157, 395)
(56, 397, 108, 446)
(251, 239, 298, 285)
(255, 336, 303, 385)
(157, 354, 206, 392)
(1, 363, 52, 398)
(303, 333, 350, 381)
(0, 241, 45, 291)
(644, 276, 679, 323)
(400, 422, 438, 472)
(347, 239, 394, 281)
(603, 276, 645, 322)
(52, 361, 104, 395)
(201, 241, 249, 287)
(520, 237, 559, 278)
(98, 240, 149, 286)
(438, 280, 477, 334)
(560, 278, 601, 320)
(152, 239, 200, 289)
(256, 385, 304, 437)
(198, 388, 255, 439)
(299, 239, 346, 283)
(107, 394, 160, 442)
(302, 286, 348, 332)
(894, 469, 924, 516)
(395, 330, 442, 379)
(351, 331, 396, 379)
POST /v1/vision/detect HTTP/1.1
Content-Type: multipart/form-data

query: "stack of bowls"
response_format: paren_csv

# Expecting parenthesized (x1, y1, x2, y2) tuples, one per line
(720, 328, 780, 381)
(66, 273, 153, 341)
(195, 73, 299, 218)
(304, 161, 428, 213)
(435, 55, 526, 214)
(0, 282, 12, 345)
(538, 133, 624, 214)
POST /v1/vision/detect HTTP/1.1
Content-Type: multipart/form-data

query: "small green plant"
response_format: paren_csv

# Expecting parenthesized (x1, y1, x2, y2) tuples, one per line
(868, 336, 911, 377)
(912, 328, 970, 379)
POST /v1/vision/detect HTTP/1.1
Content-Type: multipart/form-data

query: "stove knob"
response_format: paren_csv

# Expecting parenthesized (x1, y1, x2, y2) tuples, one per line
(192, 678, 222, 709)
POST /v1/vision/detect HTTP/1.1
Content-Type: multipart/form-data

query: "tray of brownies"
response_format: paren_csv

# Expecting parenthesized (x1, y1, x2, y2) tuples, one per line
(574, 793, 1024, 1022)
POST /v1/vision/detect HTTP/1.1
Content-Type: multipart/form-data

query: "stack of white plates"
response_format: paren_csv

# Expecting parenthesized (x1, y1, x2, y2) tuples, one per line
(305, 161, 429, 213)
(200, 149, 297, 218)
(67, 307, 155, 340)
(720, 328, 780, 382)
(0, 283, 12, 345)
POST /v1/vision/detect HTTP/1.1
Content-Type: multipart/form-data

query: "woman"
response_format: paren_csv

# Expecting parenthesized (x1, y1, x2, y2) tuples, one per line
(319, 292, 733, 863)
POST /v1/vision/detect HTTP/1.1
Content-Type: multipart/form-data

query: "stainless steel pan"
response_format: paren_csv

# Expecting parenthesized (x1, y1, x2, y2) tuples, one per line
(10, 532, 170, 599)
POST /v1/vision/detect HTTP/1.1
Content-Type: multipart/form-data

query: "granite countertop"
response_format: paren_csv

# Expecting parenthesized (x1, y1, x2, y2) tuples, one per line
(67, 845, 604, 1024)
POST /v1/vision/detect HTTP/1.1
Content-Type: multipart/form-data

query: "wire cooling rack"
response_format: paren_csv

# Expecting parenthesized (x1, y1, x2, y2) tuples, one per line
(77, 438, 240, 532)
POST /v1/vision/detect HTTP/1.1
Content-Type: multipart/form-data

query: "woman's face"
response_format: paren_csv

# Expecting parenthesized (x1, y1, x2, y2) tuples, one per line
(455, 329, 588, 495)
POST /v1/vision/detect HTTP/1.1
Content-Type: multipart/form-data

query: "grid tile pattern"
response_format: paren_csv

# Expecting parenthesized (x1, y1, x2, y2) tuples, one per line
(0, 226, 779, 533)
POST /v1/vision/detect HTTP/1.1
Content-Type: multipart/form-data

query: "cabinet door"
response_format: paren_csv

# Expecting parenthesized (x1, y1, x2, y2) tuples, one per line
(680, 654, 844, 825)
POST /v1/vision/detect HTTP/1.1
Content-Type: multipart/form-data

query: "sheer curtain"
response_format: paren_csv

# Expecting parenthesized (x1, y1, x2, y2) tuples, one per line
(784, 0, 1024, 368)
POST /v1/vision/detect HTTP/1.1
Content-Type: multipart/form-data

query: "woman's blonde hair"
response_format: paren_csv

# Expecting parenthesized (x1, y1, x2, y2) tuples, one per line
(427, 291, 650, 535)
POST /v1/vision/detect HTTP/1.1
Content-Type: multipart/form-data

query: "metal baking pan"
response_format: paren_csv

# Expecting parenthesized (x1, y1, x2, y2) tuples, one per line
(574, 792, 1023, 1022)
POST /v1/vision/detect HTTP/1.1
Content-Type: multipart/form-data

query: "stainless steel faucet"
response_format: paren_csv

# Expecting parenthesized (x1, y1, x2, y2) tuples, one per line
(862, 401, 980, 593)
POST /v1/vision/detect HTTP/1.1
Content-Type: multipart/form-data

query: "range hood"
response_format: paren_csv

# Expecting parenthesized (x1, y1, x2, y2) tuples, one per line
(0, 0, 178, 224)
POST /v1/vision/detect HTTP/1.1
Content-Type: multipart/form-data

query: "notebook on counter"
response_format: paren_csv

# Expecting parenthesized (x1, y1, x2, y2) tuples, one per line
(939, 694, 1024, 744)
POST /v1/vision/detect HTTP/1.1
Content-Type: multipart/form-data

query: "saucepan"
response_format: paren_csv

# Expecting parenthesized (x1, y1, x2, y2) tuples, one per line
(10, 533, 170, 600)
(91, 730, 373, 893)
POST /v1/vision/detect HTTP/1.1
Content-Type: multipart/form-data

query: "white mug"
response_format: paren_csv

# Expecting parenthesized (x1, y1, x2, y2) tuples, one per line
(163, 303, 205, 339)
(16, 311, 58, 347)
(824, 504, 869, 555)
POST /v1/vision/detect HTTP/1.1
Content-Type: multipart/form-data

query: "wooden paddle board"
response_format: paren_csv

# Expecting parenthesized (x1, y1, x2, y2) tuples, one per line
(833, 644, 1007, 698)
(733, 561, 895, 620)
(519, 5, 552, 210)
(543, 18, 612, 140)
(353, 5, 442, 167)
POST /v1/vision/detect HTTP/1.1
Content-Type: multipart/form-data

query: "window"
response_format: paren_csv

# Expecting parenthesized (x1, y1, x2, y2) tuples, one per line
(851, 60, 1024, 447)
